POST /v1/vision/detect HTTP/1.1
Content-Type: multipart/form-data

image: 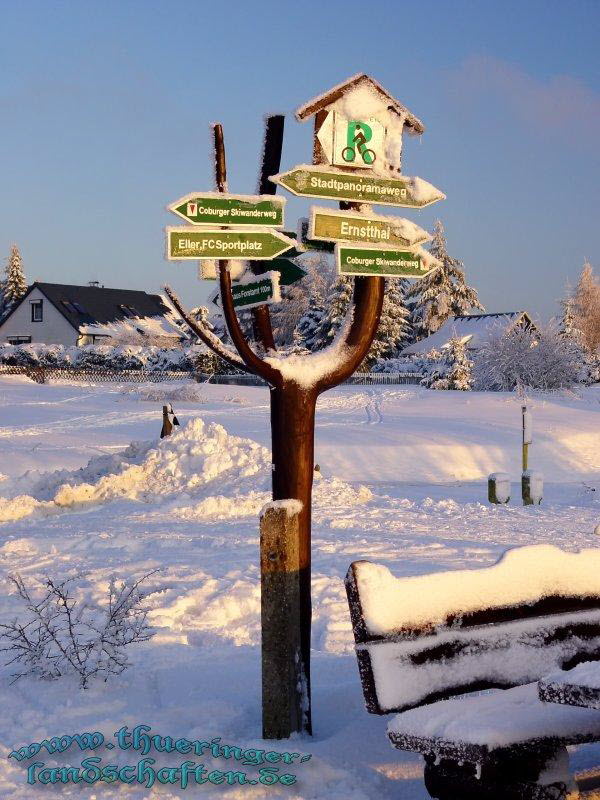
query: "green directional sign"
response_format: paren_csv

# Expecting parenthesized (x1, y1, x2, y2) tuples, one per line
(336, 245, 435, 279)
(310, 208, 430, 248)
(168, 192, 285, 227)
(271, 166, 445, 208)
(167, 228, 295, 261)
(252, 258, 307, 286)
(232, 276, 278, 309)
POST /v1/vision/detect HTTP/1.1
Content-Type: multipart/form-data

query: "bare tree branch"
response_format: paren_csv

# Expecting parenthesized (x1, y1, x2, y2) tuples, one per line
(163, 285, 250, 373)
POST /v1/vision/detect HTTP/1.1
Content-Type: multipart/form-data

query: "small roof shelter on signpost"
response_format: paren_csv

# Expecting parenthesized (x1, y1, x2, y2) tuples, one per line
(295, 73, 425, 171)
(295, 72, 425, 131)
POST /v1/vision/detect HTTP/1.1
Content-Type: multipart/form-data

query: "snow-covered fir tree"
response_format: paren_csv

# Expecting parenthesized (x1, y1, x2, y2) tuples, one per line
(308, 273, 354, 350)
(362, 278, 412, 368)
(2, 245, 27, 312)
(559, 295, 583, 341)
(559, 292, 598, 384)
(442, 337, 473, 390)
(406, 220, 483, 341)
(571, 261, 600, 355)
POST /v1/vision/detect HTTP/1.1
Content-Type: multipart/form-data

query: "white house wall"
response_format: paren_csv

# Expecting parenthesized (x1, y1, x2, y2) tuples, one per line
(0, 288, 78, 346)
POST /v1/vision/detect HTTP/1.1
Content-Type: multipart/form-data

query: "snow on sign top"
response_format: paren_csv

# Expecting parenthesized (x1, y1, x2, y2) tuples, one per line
(295, 73, 424, 134)
(296, 74, 424, 177)
(353, 544, 600, 636)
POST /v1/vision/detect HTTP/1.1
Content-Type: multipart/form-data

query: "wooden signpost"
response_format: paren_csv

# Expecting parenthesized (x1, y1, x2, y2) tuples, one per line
(163, 73, 444, 740)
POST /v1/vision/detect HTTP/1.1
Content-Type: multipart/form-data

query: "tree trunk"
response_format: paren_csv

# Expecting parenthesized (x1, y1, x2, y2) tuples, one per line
(269, 381, 317, 735)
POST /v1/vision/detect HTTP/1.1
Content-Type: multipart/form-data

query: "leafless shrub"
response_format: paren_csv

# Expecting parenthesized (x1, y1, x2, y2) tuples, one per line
(0, 572, 158, 688)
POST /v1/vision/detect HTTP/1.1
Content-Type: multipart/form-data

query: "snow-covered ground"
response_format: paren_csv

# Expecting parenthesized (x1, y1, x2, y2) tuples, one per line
(1, 375, 600, 798)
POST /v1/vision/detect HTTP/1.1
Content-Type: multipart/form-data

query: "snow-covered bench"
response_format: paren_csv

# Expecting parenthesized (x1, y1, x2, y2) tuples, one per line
(345, 544, 600, 798)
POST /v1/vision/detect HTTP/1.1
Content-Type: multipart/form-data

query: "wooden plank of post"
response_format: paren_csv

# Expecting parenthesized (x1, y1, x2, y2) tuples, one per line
(260, 501, 305, 739)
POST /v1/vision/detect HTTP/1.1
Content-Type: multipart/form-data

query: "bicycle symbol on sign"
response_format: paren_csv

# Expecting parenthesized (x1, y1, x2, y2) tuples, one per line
(342, 121, 376, 166)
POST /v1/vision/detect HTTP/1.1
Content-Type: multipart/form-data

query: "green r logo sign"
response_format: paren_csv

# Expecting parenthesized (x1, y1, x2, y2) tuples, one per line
(343, 121, 376, 165)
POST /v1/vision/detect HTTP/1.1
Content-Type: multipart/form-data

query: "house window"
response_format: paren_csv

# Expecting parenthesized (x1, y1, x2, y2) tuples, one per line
(7, 335, 32, 345)
(30, 300, 43, 322)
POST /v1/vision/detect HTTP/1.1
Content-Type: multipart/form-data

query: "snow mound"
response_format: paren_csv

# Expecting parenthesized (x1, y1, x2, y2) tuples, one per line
(0, 418, 371, 523)
(0, 419, 270, 522)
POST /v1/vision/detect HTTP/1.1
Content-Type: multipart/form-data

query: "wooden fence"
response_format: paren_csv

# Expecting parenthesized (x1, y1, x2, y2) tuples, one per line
(0, 366, 423, 386)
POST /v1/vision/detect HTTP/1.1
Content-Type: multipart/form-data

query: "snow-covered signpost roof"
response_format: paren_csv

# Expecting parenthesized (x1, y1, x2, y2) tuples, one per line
(295, 72, 425, 130)
(295, 73, 424, 174)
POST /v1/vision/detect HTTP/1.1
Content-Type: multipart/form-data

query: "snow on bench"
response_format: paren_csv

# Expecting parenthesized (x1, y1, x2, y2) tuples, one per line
(344, 544, 600, 782)
(345, 545, 600, 715)
(539, 660, 600, 711)
(387, 681, 600, 763)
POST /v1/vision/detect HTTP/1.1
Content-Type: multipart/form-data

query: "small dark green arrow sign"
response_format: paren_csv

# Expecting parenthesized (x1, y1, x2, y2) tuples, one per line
(271, 166, 445, 208)
(167, 228, 295, 261)
(336, 245, 435, 278)
(252, 259, 307, 286)
(231, 276, 278, 309)
(168, 192, 285, 227)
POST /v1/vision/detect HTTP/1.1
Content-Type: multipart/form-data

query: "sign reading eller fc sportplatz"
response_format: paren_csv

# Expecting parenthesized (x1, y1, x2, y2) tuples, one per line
(166, 228, 295, 261)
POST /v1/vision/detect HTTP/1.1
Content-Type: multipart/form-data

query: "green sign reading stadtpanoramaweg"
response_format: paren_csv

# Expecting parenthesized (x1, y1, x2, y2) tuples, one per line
(166, 228, 295, 261)
(271, 166, 445, 209)
(336, 245, 435, 279)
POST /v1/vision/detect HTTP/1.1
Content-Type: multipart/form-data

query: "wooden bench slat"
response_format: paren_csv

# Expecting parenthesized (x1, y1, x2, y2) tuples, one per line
(539, 660, 600, 710)
(387, 683, 600, 762)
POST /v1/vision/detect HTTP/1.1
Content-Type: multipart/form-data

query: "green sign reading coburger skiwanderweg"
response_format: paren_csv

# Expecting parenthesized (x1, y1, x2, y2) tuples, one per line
(336, 245, 435, 278)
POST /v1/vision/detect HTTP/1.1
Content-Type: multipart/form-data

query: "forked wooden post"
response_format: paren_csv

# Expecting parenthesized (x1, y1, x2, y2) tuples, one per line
(260, 501, 304, 739)
(164, 119, 384, 739)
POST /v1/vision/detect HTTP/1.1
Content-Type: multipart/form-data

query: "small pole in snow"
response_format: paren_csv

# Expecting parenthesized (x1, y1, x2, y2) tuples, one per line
(160, 404, 180, 438)
(521, 405, 542, 505)
(522, 405, 530, 472)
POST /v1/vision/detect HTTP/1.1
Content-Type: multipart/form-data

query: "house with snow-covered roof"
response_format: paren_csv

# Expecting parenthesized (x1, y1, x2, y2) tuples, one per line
(401, 312, 537, 357)
(0, 282, 184, 347)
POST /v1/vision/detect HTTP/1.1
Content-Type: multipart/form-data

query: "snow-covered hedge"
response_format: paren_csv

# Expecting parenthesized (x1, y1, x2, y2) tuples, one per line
(473, 324, 593, 391)
(0, 343, 226, 373)
(371, 355, 430, 375)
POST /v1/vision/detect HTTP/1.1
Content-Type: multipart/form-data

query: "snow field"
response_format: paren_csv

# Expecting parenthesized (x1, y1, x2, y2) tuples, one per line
(0, 377, 600, 796)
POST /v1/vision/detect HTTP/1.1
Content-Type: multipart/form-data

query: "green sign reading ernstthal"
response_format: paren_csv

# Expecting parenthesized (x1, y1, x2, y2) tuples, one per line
(310, 208, 430, 248)
(168, 192, 285, 227)
(167, 228, 295, 261)
(336, 245, 435, 279)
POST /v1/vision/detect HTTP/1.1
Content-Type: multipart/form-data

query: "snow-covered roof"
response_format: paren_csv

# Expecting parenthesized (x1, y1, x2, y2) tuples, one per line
(401, 312, 535, 356)
(78, 314, 183, 341)
(295, 73, 425, 135)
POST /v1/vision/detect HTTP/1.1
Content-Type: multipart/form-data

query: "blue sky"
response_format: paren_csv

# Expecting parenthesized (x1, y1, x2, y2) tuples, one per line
(1, 0, 599, 320)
